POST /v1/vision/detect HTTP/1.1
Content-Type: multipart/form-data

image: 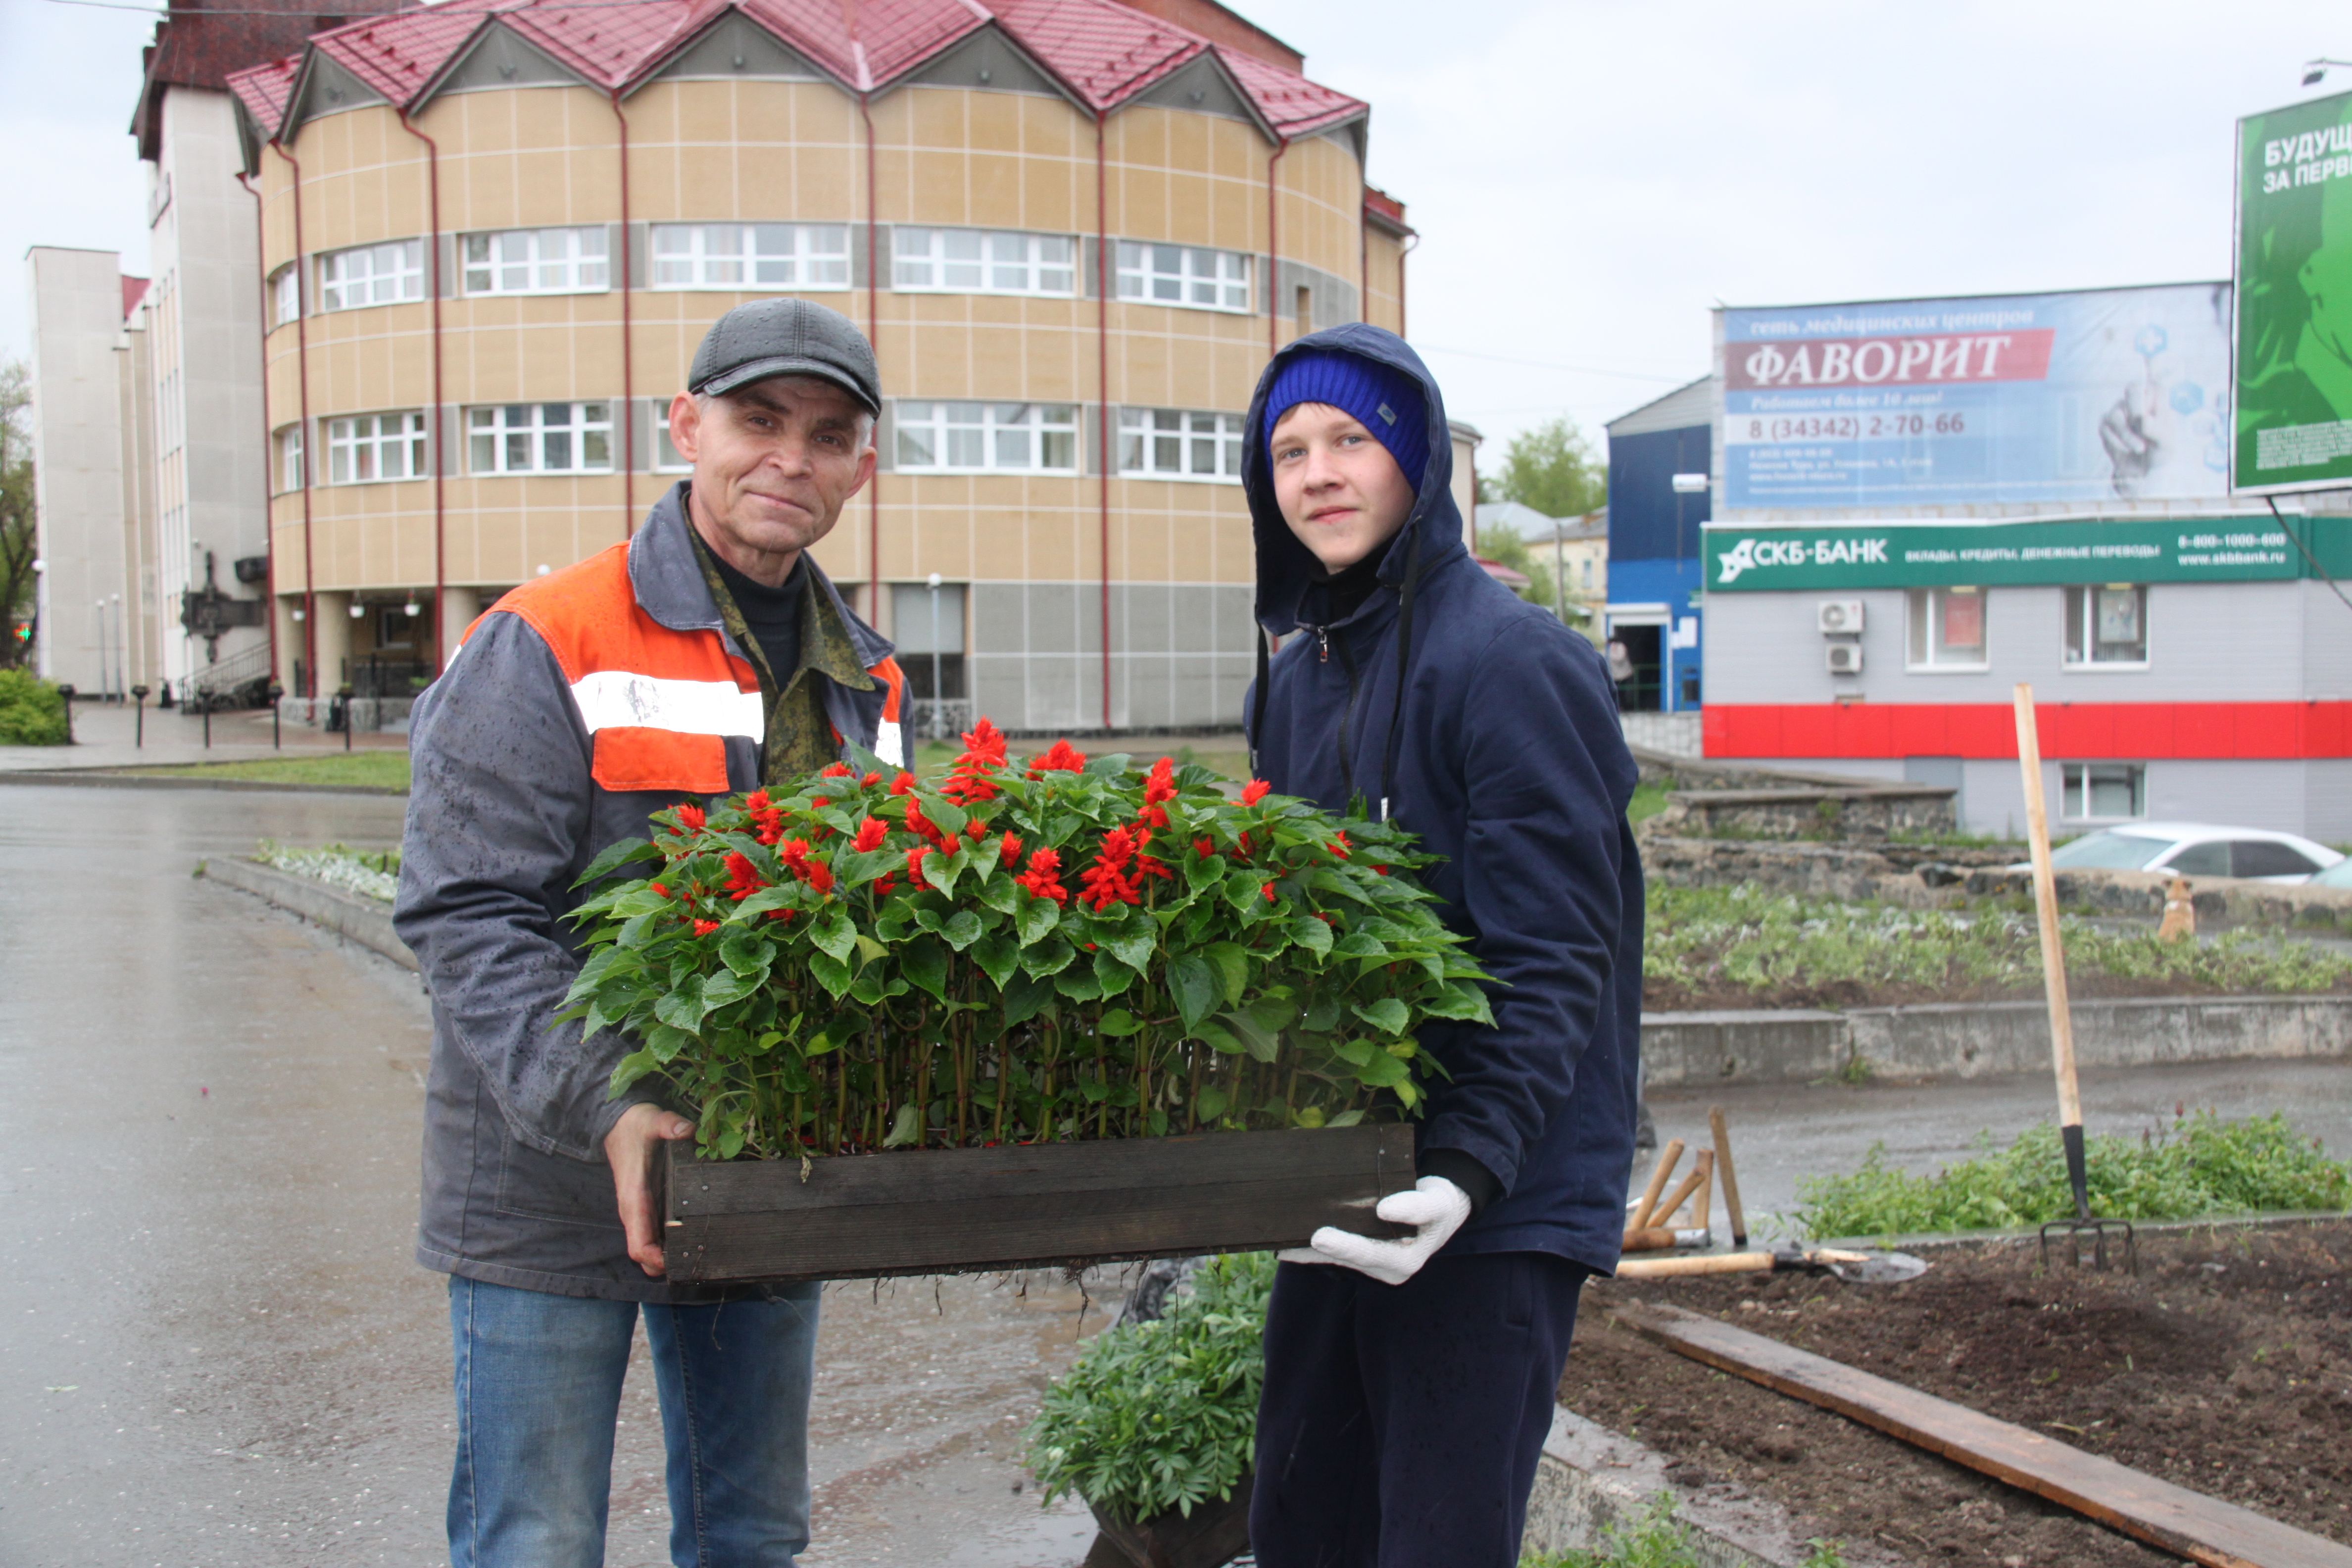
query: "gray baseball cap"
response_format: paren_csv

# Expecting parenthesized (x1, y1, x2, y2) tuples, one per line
(686, 297, 881, 414)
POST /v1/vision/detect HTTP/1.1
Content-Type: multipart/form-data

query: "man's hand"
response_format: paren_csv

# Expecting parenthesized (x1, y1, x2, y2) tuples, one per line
(1277, 1176, 1472, 1287)
(606, 1103, 696, 1277)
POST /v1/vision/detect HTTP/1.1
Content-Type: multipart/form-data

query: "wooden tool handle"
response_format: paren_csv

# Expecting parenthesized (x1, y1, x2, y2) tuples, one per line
(1629, 1139, 1684, 1231)
(1710, 1107, 1748, 1248)
(2013, 684, 2082, 1131)
(1616, 1250, 1777, 1279)
(1620, 1225, 1711, 1253)
(1650, 1161, 1710, 1236)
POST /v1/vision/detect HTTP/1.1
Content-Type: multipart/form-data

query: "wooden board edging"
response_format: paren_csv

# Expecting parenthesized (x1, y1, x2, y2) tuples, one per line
(1615, 1301, 2352, 1568)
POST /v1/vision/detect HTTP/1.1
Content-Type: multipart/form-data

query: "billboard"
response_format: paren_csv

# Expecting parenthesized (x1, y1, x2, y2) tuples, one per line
(2234, 89, 2352, 491)
(1702, 516, 2320, 592)
(1720, 286, 2232, 510)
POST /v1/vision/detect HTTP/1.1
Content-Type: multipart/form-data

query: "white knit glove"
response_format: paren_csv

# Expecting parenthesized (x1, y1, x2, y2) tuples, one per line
(1277, 1176, 1473, 1287)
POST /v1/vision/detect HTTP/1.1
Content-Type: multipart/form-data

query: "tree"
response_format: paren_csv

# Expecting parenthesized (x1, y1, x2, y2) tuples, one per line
(0, 358, 34, 670)
(1484, 415, 1606, 521)
(1473, 522, 1555, 611)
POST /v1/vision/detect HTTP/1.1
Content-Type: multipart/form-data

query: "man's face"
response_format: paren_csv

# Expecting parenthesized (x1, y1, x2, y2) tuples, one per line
(1269, 402, 1417, 574)
(669, 375, 876, 585)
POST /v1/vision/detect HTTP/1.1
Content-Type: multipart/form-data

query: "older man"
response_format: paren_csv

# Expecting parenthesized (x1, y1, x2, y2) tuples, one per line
(394, 299, 907, 1568)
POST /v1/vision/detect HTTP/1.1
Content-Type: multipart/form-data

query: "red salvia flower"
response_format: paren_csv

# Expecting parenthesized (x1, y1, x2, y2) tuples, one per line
(820, 762, 853, 779)
(1237, 832, 1254, 860)
(852, 816, 888, 853)
(889, 772, 917, 796)
(650, 882, 670, 898)
(745, 790, 771, 813)
(1138, 763, 1176, 830)
(777, 838, 815, 883)
(692, 919, 720, 936)
(1240, 780, 1271, 806)
(966, 817, 987, 841)
(1027, 738, 1088, 777)
(907, 844, 931, 882)
(805, 859, 833, 895)
(1262, 882, 1276, 901)
(872, 874, 898, 898)
(1014, 846, 1068, 905)
(1372, 863, 1390, 877)
(942, 720, 1007, 806)
(1193, 836, 1215, 859)
(904, 797, 947, 848)
(997, 831, 1023, 865)
(1329, 831, 1351, 859)
(1078, 825, 1161, 911)
(862, 770, 881, 786)
(960, 717, 1008, 761)
(723, 852, 768, 902)
(673, 804, 707, 833)
(767, 908, 796, 923)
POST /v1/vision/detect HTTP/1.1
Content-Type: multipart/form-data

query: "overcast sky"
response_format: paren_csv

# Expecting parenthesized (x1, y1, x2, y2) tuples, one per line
(8, 0, 2352, 472)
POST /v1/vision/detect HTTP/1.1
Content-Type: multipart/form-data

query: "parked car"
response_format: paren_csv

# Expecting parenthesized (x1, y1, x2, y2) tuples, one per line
(2011, 822, 2345, 884)
(2308, 855, 2352, 890)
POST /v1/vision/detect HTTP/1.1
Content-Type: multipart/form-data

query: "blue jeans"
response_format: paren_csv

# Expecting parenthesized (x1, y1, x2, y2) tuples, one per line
(446, 1275, 822, 1568)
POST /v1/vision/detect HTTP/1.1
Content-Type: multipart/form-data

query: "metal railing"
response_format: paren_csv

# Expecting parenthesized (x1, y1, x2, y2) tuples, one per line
(907, 697, 975, 742)
(185, 641, 274, 710)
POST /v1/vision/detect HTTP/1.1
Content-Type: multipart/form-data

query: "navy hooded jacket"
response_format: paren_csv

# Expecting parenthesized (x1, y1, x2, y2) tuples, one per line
(1242, 324, 1643, 1276)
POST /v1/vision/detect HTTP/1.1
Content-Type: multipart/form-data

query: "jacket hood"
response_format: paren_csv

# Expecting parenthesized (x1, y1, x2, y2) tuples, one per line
(1243, 324, 1467, 637)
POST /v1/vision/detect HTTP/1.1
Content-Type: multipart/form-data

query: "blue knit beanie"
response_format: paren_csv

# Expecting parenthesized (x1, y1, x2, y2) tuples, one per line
(1263, 349, 1429, 490)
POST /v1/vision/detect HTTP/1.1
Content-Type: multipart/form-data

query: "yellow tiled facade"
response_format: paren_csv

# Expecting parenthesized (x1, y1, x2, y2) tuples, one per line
(253, 50, 1408, 730)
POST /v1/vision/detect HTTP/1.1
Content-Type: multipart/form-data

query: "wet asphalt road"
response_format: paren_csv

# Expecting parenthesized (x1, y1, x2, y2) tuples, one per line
(0, 784, 1105, 1567)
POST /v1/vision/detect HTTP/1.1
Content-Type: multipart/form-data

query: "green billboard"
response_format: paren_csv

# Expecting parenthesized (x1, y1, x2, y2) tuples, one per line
(1700, 517, 2343, 592)
(2235, 89, 2352, 491)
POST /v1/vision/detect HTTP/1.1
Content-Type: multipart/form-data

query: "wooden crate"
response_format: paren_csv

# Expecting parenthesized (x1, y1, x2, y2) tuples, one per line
(659, 1125, 1418, 1285)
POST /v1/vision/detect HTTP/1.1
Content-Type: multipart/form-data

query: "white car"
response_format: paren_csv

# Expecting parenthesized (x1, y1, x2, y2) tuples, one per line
(2015, 822, 2345, 884)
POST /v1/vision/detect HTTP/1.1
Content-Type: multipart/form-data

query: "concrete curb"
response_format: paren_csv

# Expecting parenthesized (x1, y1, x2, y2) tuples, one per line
(0, 769, 404, 796)
(1643, 994, 2352, 1087)
(1520, 1405, 1904, 1566)
(199, 856, 417, 971)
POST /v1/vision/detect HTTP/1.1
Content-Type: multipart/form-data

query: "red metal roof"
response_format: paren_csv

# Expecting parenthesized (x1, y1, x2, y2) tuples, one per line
(228, 0, 1364, 143)
(120, 276, 151, 320)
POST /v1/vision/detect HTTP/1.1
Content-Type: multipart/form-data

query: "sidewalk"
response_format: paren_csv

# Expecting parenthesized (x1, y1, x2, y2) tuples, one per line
(0, 698, 406, 774)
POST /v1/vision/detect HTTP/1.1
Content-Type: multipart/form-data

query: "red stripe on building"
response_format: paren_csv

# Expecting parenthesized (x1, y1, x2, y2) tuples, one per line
(1702, 703, 2352, 761)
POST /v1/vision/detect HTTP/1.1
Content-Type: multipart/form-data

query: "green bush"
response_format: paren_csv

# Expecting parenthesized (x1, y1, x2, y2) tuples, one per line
(0, 669, 68, 745)
(1796, 1111, 2352, 1239)
(1027, 1252, 1273, 1524)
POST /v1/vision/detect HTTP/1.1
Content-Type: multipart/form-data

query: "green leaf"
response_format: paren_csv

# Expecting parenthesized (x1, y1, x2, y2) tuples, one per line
(882, 1103, 922, 1147)
(1326, 1107, 1365, 1127)
(810, 909, 858, 963)
(977, 873, 1021, 916)
(699, 969, 759, 1014)
(1333, 1037, 1375, 1067)
(1352, 997, 1411, 1036)
(807, 951, 853, 999)
(1222, 1009, 1279, 1063)
(1350, 1050, 1408, 1088)
(1203, 941, 1250, 1006)
(1055, 966, 1103, 1002)
(1098, 1008, 1144, 1036)
(771, 1056, 814, 1095)
(573, 836, 660, 888)
(1168, 953, 1221, 1033)
(608, 1048, 659, 1096)
(901, 935, 950, 1002)
(922, 847, 961, 898)
(1191, 1019, 1246, 1056)
(645, 1022, 692, 1062)
(653, 978, 705, 1031)
(854, 934, 889, 964)
(1003, 970, 1057, 1027)
(1243, 991, 1300, 1033)
(918, 791, 969, 838)
(1332, 931, 1386, 960)
(1020, 935, 1077, 979)
(1092, 948, 1134, 997)
(1286, 917, 1334, 957)
(1194, 1084, 1230, 1120)
(942, 910, 985, 951)
(1017, 893, 1063, 947)
(1422, 983, 1495, 1026)
(718, 934, 770, 979)
(1095, 922, 1157, 974)
(972, 934, 1020, 991)
(1184, 852, 1225, 892)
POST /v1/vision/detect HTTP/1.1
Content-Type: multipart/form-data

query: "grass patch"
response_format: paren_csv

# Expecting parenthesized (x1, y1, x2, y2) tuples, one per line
(1796, 1112, 2352, 1239)
(1643, 884, 2352, 1008)
(1522, 1491, 1846, 1568)
(1628, 781, 1671, 825)
(133, 752, 412, 789)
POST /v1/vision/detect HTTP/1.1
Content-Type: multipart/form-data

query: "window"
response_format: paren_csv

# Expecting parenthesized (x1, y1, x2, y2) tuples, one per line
(1118, 408, 1244, 481)
(468, 403, 613, 475)
(317, 241, 424, 311)
(2061, 762, 2145, 820)
(651, 223, 849, 290)
(893, 229, 1074, 295)
(462, 227, 608, 295)
(1906, 586, 1987, 669)
(327, 411, 429, 484)
(2230, 840, 2324, 878)
(272, 264, 300, 325)
(893, 401, 1077, 473)
(1116, 242, 1251, 311)
(654, 419, 692, 473)
(277, 424, 304, 493)
(2065, 584, 2148, 666)
(891, 581, 967, 700)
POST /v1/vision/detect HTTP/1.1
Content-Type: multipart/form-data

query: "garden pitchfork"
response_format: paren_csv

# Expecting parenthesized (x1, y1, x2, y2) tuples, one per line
(2014, 685, 2135, 1274)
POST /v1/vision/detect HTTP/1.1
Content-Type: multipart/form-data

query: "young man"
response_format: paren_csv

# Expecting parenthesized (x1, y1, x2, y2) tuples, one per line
(1241, 326, 1643, 1567)
(394, 298, 906, 1568)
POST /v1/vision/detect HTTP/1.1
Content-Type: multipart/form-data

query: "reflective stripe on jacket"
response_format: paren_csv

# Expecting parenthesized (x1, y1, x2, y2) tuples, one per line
(396, 483, 901, 1302)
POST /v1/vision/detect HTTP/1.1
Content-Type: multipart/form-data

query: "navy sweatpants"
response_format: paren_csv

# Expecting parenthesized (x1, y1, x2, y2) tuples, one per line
(1249, 1251, 1591, 1568)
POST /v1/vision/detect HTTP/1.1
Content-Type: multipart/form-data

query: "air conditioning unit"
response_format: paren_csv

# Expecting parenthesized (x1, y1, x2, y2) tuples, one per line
(1817, 599, 1865, 634)
(1825, 642, 1864, 675)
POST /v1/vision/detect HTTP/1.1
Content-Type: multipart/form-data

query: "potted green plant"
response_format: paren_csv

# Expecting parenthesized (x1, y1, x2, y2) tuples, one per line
(563, 722, 1492, 1282)
(1028, 1252, 1272, 1568)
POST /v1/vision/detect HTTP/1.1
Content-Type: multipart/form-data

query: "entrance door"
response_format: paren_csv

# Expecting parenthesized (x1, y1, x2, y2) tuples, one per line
(1613, 623, 1663, 712)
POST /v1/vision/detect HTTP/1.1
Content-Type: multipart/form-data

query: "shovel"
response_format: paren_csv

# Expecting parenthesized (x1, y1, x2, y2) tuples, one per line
(1615, 1246, 1927, 1284)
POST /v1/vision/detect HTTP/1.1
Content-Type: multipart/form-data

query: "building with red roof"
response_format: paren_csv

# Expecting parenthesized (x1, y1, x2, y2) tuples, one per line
(218, 0, 1414, 730)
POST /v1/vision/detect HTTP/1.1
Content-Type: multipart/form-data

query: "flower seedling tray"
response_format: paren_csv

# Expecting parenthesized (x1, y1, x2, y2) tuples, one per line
(659, 1124, 1417, 1284)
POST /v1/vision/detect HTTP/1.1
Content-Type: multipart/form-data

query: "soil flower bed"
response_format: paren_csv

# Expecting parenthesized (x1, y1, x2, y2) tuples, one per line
(1643, 885, 2352, 1012)
(255, 839, 401, 903)
(1563, 1220, 2352, 1567)
(563, 722, 1490, 1160)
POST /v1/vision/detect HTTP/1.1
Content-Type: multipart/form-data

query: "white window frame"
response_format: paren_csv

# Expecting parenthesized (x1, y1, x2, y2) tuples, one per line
(1118, 407, 1245, 482)
(654, 418, 693, 473)
(892, 228, 1076, 297)
(461, 227, 609, 296)
(1116, 241, 1252, 312)
(277, 423, 305, 493)
(466, 402, 615, 476)
(272, 263, 300, 326)
(1906, 586, 1989, 672)
(650, 222, 851, 291)
(892, 401, 1079, 474)
(2060, 762, 2147, 822)
(326, 410, 429, 485)
(317, 241, 424, 312)
(2064, 584, 2150, 670)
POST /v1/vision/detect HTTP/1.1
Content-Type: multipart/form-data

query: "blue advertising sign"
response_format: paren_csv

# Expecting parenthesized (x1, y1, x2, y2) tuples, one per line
(1720, 285, 2233, 509)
